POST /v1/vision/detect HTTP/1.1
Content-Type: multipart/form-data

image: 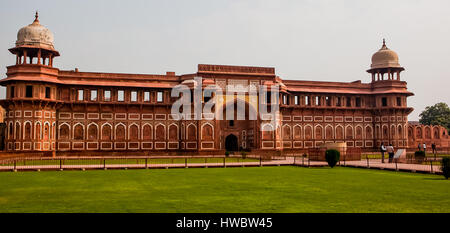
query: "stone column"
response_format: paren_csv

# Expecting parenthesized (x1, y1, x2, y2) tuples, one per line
(37, 49, 41, 65)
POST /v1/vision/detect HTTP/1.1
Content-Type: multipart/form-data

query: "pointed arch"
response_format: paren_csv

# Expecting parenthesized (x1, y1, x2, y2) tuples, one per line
(397, 124, 403, 140)
(408, 126, 414, 139)
(43, 121, 50, 140)
(416, 127, 422, 139)
(293, 124, 302, 140)
(282, 124, 291, 140)
(375, 125, 381, 139)
(129, 123, 139, 140)
(101, 123, 112, 140)
(314, 124, 323, 140)
(186, 123, 197, 140)
(335, 124, 344, 140)
(169, 123, 179, 141)
(23, 121, 32, 140)
(355, 125, 363, 140)
(15, 121, 21, 140)
(155, 123, 166, 140)
(325, 124, 333, 139)
(365, 125, 373, 139)
(382, 125, 389, 139)
(390, 125, 397, 139)
(51, 122, 56, 140)
(142, 123, 153, 140)
(73, 123, 85, 140)
(58, 123, 70, 140)
(87, 122, 99, 140)
(433, 126, 440, 139)
(201, 123, 213, 141)
(35, 121, 41, 140)
(345, 125, 353, 140)
(262, 123, 274, 140)
(425, 126, 431, 139)
(304, 124, 313, 140)
(115, 123, 126, 140)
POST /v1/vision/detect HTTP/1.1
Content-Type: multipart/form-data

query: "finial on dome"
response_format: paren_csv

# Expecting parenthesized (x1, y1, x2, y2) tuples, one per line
(380, 38, 388, 50)
(33, 11, 39, 24)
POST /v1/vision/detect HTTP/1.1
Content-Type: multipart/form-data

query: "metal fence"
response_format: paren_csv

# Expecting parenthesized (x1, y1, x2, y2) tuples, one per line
(0, 155, 281, 172)
(0, 153, 445, 175)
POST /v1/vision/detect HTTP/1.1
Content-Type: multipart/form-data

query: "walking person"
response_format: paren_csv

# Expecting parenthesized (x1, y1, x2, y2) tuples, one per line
(380, 142, 387, 163)
(423, 143, 427, 156)
(418, 143, 421, 151)
(432, 142, 436, 156)
(387, 144, 394, 163)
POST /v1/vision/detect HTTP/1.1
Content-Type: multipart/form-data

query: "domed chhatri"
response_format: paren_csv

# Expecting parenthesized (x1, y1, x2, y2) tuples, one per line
(9, 12, 59, 66)
(367, 39, 404, 82)
(16, 11, 55, 50)
(370, 39, 402, 69)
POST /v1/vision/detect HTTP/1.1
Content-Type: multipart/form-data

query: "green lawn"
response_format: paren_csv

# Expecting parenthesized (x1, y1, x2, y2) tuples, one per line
(0, 166, 448, 213)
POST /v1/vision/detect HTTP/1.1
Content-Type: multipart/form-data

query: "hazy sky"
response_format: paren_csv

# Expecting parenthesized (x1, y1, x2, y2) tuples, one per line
(0, 0, 449, 120)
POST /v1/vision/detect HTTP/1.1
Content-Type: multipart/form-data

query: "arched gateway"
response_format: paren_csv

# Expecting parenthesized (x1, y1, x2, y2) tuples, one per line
(225, 134, 238, 151)
(219, 99, 258, 151)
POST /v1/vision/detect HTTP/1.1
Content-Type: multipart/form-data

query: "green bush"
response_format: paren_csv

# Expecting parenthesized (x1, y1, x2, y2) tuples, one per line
(414, 151, 425, 157)
(241, 151, 247, 159)
(414, 151, 426, 163)
(441, 157, 450, 179)
(325, 149, 340, 168)
(225, 151, 230, 157)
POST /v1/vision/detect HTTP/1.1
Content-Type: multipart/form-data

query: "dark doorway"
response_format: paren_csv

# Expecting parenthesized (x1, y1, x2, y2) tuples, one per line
(225, 134, 238, 151)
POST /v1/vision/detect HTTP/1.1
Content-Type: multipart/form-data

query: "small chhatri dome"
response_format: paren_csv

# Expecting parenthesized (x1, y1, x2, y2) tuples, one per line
(16, 11, 55, 50)
(370, 39, 401, 69)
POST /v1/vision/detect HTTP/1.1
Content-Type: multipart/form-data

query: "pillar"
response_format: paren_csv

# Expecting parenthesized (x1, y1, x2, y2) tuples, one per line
(23, 50, 27, 64)
(37, 49, 41, 65)
(49, 54, 53, 67)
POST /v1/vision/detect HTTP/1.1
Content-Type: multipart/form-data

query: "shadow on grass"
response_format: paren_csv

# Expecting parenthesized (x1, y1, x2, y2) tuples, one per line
(423, 177, 448, 181)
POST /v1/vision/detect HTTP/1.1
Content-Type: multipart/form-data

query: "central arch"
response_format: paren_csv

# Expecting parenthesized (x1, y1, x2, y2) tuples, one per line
(225, 134, 238, 151)
(218, 98, 257, 150)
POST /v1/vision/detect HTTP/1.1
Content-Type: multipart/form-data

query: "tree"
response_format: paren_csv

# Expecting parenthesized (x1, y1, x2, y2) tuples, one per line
(419, 102, 450, 131)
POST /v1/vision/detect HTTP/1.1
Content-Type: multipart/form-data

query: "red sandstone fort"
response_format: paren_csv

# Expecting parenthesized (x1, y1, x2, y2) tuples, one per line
(0, 13, 448, 156)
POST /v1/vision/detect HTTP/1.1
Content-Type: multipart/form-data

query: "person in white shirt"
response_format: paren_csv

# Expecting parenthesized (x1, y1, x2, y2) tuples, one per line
(423, 143, 427, 156)
(387, 144, 394, 163)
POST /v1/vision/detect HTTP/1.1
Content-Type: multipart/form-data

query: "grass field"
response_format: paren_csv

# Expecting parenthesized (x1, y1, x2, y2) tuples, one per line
(0, 166, 448, 213)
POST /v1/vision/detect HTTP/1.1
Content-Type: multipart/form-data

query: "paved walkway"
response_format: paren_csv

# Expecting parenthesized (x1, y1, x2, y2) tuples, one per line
(0, 157, 442, 175)
(340, 159, 442, 174)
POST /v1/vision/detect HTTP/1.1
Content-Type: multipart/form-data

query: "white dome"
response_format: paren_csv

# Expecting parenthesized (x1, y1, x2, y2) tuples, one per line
(370, 39, 401, 69)
(16, 12, 55, 50)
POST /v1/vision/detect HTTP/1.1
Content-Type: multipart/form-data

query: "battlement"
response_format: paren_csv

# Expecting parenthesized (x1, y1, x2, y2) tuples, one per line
(198, 64, 275, 76)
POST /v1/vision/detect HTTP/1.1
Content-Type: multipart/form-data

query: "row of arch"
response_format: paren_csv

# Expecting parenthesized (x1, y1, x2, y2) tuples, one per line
(56, 122, 215, 141)
(6, 121, 218, 142)
(7, 121, 56, 140)
(408, 125, 445, 139)
(262, 123, 407, 141)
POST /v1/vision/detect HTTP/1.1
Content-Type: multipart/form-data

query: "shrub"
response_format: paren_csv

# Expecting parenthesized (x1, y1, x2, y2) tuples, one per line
(241, 151, 247, 159)
(441, 157, 450, 179)
(414, 150, 426, 163)
(325, 149, 340, 168)
(225, 151, 230, 157)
